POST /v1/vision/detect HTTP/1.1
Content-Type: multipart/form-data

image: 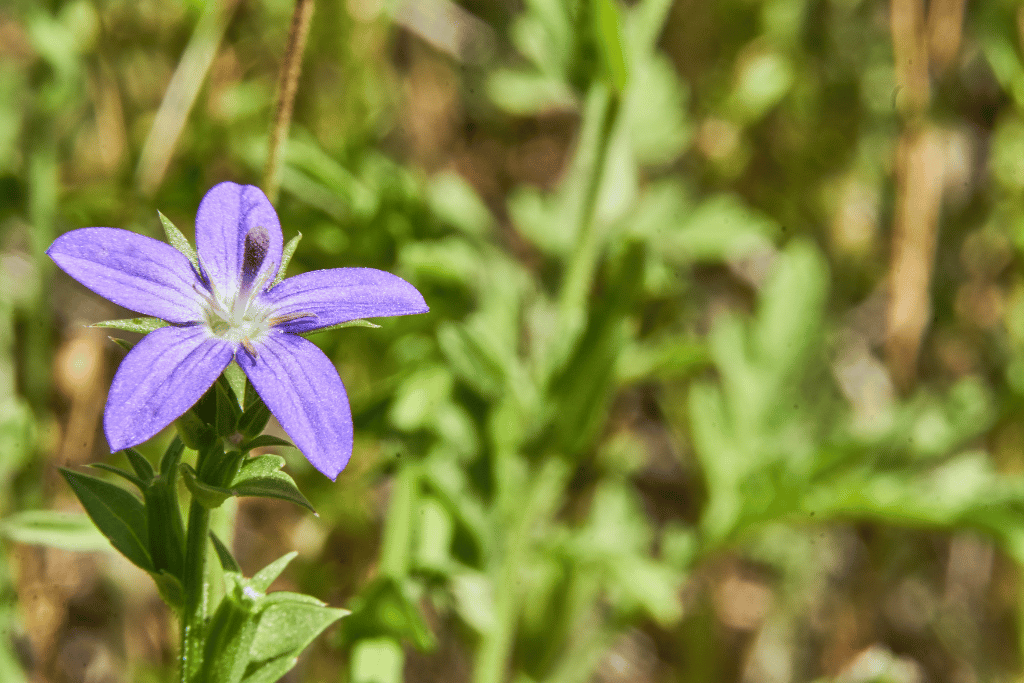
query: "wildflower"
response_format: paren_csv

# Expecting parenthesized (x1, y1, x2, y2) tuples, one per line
(47, 182, 428, 479)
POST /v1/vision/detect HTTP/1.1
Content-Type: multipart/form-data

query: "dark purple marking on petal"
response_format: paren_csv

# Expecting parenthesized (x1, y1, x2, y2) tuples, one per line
(236, 330, 352, 480)
(260, 268, 428, 334)
(47, 228, 204, 323)
(104, 326, 233, 452)
(240, 225, 270, 293)
(194, 182, 282, 298)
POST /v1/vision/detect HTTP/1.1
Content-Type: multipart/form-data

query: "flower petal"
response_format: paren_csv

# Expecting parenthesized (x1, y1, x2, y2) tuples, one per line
(194, 182, 283, 299)
(104, 326, 233, 452)
(237, 330, 352, 479)
(47, 228, 204, 323)
(261, 268, 429, 334)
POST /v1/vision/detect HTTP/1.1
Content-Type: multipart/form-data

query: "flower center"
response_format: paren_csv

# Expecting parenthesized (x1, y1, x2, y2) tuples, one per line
(200, 226, 277, 351)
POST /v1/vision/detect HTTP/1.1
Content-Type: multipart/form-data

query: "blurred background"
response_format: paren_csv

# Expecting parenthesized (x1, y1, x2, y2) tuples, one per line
(3, 0, 1024, 681)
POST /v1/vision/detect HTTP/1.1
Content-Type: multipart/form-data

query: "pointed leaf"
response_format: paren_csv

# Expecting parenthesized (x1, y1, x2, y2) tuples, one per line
(159, 210, 200, 271)
(240, 434, 294, 451)
(249, 551, 298, 593)
(237, 395, 272, 440)
(108, 337, 135, 352)
(230, 455, 315, 512)
(215, 378, 241, 437)
(198, 448, 246, 490)
(124, 448, 156, 481)
(60, 469, 153, 571)
(89, 463, 145, 490)
(159, 437, 186, 479)
(240, 654, 302, 683)
(144, 479, 185, 578)
(210, 531, 243, 575)
(90, 317, 169, 334)
(249, 592, 347, 663)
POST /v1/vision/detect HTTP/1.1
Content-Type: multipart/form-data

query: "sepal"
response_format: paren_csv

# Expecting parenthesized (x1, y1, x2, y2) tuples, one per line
(214, 379, 242, 438)
(90, 317, 169, 334)
(297, 319, 380, 337)
(158, 210, 200, 271)
(270, 232, 302, 288)
(108, 337, 135, 352)
(175, 409, 213, 450)
(125, 448, 156, 481)
(237, 394, 272, 440)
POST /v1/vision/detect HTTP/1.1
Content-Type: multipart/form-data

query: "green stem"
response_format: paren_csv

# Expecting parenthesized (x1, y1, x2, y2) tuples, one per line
(180, 498, 211, 683)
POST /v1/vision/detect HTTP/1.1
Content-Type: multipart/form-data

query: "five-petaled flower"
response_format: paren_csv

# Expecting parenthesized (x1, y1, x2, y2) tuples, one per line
(47, 182, 428, 479)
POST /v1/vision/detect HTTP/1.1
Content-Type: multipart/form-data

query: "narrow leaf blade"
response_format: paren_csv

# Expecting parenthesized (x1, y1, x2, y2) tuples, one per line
(60, 469, 153, 571)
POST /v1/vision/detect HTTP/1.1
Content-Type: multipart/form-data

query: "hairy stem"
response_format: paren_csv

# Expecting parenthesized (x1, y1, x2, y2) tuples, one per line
(180, 498, 210, 683)
(264, 0, 315, 203)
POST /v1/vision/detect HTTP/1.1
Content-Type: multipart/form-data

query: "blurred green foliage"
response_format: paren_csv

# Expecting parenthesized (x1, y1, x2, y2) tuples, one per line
(4, 0, 1024, 681)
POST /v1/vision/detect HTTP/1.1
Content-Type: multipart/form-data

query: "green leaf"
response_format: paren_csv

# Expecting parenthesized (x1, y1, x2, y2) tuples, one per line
(144, 479, 185, 578)
(0, 510, 111, 552)
(90, 317, 169, 334)
(108, 337, 136, 352)
(124, 448, 155, 482)
(151, 570, 184, 610)
(297, 319, 380, 337)
(60, 469, 153, 571)
(249, 592, 348, 664)
(210, 531, 243, 575)
(240, 434, 294, 451)
(159, 437, 186, 480)
(239, 654, 302, 683)
(159, 210, 200, 270)
(249, 552, 298, 593)
(180, 464, 233, 509)
(174, 409, 213, 450)
(89, 463, 145, 490)
(271, 232, 302, 287)
(230, 455, 315, 513)
(202, 592, 259, 683)
(215, 378, 242, 437)
(237, 394, 272, 440)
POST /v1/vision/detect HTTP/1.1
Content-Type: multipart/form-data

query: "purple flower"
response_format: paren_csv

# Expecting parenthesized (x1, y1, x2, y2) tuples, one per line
(47, 182, 428, 479)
